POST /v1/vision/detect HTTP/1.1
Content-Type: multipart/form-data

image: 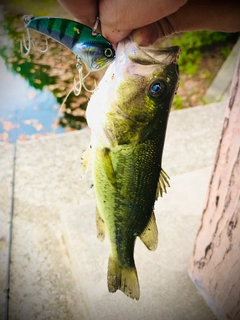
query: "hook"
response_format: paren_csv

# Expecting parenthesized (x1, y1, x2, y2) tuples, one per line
(20, 30, 49, 56)
(20, 32, 49, 56)
(20, 28, 31, 56)
(59, 55, 96, 116)
(74, 56, 83, 96)
(73, 55, 96, 96)
(32, 37, 49, 53)
(20, 15, 48, 56)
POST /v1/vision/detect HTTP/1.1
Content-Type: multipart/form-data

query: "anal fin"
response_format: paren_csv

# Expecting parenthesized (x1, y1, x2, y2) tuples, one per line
(139, 211, 158, 251)
(96, 206, 105, 241)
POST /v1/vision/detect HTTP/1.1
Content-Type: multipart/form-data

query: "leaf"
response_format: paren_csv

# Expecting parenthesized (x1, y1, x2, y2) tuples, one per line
(27, 91, 37, 99)
(33, 122, 44, 131)
(1, 121, 19, 131)
(23, 119, 32, 125)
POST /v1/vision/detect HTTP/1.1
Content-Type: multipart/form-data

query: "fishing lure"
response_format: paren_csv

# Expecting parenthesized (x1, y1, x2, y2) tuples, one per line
(21, 15, 115, 94)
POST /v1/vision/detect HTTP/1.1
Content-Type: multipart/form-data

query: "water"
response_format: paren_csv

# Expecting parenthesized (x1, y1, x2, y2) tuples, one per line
(0, 54, 66, 142)
(0, 2, 98, 143)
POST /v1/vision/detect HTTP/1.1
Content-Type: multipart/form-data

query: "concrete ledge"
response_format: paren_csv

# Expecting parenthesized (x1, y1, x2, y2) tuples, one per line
(0, 143, 14, 319)
(163, 101, 226, 175)
(204, 38, 240, 103)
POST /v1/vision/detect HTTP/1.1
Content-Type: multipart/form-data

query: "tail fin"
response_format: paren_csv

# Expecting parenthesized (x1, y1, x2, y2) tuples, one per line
(107, 255, 140, 300)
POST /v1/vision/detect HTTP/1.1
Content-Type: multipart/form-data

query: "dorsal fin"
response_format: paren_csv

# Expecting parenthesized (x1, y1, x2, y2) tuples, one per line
(156, 168, 170, 199)
(139, 212, 158, 251)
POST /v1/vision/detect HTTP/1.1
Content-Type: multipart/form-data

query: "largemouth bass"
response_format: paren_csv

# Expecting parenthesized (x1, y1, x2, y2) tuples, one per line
(85, 39, 180, 300)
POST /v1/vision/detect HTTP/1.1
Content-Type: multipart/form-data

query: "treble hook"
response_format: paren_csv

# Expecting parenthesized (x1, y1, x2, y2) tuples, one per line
(32, 37, 49, 53)
(73, 55, 96, 96)
(74, 56, 83, 96)
(58, 55, 96, 117)
(20, 27, 31, 55)
(20, 15, 49, 56)
(20, 31, 49, 56)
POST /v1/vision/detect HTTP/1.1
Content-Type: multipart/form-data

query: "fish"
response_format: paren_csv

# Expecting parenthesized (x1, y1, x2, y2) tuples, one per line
(23, 16, 115, 71)
(84, 39, 180, 300)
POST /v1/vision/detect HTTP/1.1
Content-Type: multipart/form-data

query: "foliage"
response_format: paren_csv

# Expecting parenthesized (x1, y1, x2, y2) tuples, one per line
(173, 95, 184, 110)
(5, 0, 62, 17)
(172, 31, 238, 76)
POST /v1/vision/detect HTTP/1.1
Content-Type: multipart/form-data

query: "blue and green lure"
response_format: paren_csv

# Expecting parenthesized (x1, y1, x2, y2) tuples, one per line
(21, 15, 115, 97)
(23, 15, 115, 71)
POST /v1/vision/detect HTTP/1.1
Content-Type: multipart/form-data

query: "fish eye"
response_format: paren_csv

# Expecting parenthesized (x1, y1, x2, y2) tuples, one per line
(104, 48, 114, 58)
(149, 80, 166, 98)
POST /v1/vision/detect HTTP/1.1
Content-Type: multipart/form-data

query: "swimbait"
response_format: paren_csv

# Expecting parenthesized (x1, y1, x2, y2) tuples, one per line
(23, 16, 115, 71)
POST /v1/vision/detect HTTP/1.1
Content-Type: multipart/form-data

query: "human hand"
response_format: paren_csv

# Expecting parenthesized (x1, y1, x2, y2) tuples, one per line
(58, 0, 240, 46)
(58, 0, 187, 46)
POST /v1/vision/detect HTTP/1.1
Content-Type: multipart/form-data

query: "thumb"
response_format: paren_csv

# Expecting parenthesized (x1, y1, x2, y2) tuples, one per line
(101, 24, 132, 45)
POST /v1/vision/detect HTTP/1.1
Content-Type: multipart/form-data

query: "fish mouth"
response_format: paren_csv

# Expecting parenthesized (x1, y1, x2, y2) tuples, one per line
(116, 39, 180, 66)
(139, 46, 181, 64)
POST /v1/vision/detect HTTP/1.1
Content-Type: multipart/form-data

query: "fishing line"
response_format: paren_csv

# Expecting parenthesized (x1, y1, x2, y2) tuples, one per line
(53, 61, 96, 136)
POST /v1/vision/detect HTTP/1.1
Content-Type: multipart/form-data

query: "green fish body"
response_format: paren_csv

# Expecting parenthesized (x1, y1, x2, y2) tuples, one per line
(85, 40, 180, 300)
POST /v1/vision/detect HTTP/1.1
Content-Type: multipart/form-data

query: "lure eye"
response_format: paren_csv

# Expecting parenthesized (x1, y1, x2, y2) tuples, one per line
(149, 80, 166, 98)
(104, 48, 114, 58)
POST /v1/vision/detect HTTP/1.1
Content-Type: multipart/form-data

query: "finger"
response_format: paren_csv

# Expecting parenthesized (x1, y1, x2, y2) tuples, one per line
(131, 23, 167, 47)
(100, 0, 187, 44)
(101, 26, 132, 45)
(165, 0, 240, 34)
(58, 0, 98, 28)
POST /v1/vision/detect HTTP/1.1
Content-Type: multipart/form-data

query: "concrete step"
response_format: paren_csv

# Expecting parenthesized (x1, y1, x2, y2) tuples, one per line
(204, 37, 240, 103)
(0, 101, 226, 319)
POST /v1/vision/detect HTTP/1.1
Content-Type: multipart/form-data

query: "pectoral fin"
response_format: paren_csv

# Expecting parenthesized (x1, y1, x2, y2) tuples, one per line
(97, 147, 117, 186)
(156, 168, 170, 199)
(80, 145, 92, 177)
(96, 206, 105, 242)
(139, 212, 158, 251)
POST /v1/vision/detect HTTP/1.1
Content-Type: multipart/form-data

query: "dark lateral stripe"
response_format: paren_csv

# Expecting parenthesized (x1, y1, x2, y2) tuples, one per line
(35, 18, 41, 32)
(47, 18, 55, 35)
(57, 19, 83, 49)
(49, 30, 75, 50)
(59, 19, 69, 43)
(68, 21, 83, 47)
(27, 18, 54, 38)
(27, 18, 101, 51)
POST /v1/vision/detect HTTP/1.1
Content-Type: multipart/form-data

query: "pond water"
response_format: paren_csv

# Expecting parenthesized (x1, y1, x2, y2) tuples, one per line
(0, 2, 100, 143)
(0, 53, 66, 142)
